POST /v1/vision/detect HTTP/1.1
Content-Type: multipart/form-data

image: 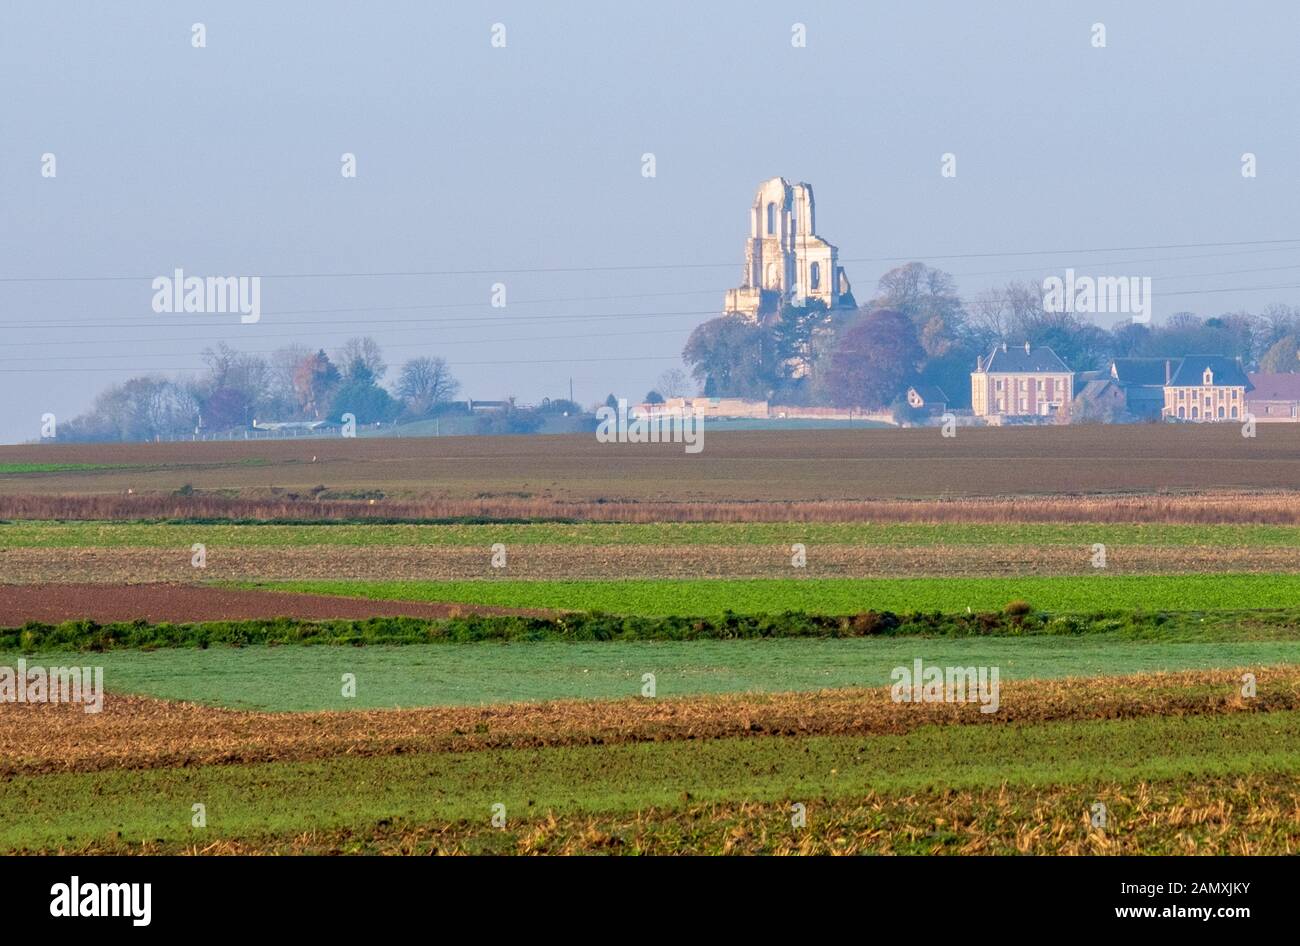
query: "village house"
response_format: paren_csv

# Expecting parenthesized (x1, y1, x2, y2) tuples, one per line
(1071, 376, 1128, 421)
(1106, 358, 1169, 419)
(1246, 372, 1300, 422)
(1162, 356, 1251, 421)
(971, 342, 1072, 420)
(906, 384, 948, 415)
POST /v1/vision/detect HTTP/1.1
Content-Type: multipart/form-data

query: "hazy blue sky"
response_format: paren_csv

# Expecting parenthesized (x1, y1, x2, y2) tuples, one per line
(3, 1, 1298, 442)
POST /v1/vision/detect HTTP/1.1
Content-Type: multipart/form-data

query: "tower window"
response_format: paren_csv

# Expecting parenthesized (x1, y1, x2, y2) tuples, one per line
(766, 203, 775, 235)
(810, 262, 821, 290)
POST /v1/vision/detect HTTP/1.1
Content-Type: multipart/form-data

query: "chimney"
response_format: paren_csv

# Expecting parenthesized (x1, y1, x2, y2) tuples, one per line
(1024, 340, 1031, 354)
(1164, 360, 1171, 385)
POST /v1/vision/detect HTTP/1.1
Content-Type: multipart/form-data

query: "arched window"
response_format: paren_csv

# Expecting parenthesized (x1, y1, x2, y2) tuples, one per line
(1218, 406, 1225, 418)
(1178, 406, 1185, 418)
(810, 262, 821, 290)
(1231, 406, 1239, 418)
(1191, 406, 1199, 419)
(766, 202, 776, 235)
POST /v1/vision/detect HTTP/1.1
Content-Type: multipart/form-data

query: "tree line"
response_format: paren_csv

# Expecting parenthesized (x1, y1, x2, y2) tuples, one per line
(682, 262, 1300, 411)
(58, 338, 460, 441)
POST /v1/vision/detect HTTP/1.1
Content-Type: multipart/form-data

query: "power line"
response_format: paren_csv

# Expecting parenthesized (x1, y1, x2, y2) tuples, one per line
(0, 308, 716, 332)
(4, 248, 1298, 332)
(4, 237, 1300, 283)
(5, 271, 1300, 342)
(0, 326, 694, 363)
(0, 354, 682, 374)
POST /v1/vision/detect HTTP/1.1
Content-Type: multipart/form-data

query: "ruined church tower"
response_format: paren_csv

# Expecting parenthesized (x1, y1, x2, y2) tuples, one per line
(723, 177, 853, 320)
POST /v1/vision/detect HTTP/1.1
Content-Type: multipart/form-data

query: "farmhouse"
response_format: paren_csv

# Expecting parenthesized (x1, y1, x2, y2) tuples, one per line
(971, 342, 1072, 420)
(1106, 358, 1169, 419)
(1071, 377, 1127, 421)
(1246, 372, 1300, 422)
(1162, 356, 1251, 421)
(906, 384, 948, 414)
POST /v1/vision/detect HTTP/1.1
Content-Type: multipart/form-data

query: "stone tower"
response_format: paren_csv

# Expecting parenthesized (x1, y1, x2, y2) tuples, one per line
(723, 177, 853, 320)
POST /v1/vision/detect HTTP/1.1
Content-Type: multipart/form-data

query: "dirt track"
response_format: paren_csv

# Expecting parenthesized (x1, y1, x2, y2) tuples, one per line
(0, 582, 549, 625)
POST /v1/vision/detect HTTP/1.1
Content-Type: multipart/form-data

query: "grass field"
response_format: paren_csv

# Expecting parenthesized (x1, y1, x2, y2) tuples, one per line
(5, 711, 1297, 853)
(12, 633, 1300, 710)
(248, 573, 1300, 617)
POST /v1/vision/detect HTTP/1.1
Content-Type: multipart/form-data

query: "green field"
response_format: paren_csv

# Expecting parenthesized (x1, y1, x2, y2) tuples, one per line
(13, 634, 1297, 711)
(5, 711, 1297, 852)
(0, 463, 118, 475)
(247, 573, 1300, 617)
(5, 520, 1300, 547)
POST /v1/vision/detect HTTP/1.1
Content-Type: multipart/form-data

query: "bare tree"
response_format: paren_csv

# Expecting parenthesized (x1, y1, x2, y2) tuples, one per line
(655, 367, 690, 398)
(967, 288, 1011, 339)
(397, 356, 459, 415)
(336, 336, 387, 382)
(269, 344, 310, 416)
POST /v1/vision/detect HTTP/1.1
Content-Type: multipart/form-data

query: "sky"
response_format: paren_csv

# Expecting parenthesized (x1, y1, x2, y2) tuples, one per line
(2, 1, 1299, 443)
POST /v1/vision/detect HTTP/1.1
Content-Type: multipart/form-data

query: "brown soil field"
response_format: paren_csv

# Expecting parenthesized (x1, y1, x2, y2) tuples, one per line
(85, 774, 1292, 855)
(0, 582, 547, 625)
(4, 425, 1300, 505)
(3, 543, 1299, 583)
(1, 667, 1292, 777)
(3, 490, 1300, 524)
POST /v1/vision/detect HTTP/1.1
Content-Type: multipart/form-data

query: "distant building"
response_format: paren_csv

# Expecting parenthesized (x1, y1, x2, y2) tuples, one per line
(635, 397, 770, 419)
(1072, 378, 1128, 420)
(251, 419, 335, 432)
(1106, 358, 1170, 419)
(906, 385, 948, 414)
(1246, 373, 1300, 422)
(971, 342, 1072, 419)
(1162, 356, 1251, 421)
(723, 177, 855, 320)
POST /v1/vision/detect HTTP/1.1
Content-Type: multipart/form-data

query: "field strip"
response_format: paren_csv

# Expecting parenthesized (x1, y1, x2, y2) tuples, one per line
(17, 634, 1297, 711)
(251, 573, 1300, 616)
(47, 773, 1299, 856)
(2, 667, 1295, 777)
(3, 487, 1300, 523)
(5, 544, 1300, 582)
(7, 521, 1300, 547)
(4, 711, 1299, 854)
(0, 583, 552, 625)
